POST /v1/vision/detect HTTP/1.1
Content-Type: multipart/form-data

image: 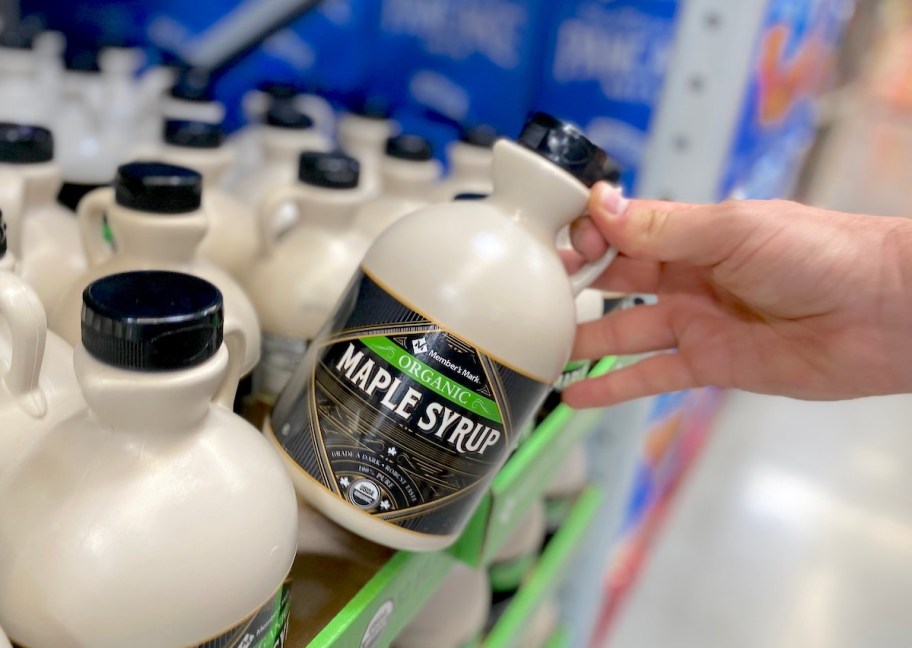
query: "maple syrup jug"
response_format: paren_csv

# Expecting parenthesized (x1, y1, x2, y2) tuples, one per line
(0, 212, 84, 479)
(432, 124, 496, 202)
(393, 563, 490, 648)
(352, 133, 441, 244)
(0, 271, 297, 648)
(157, 119, 259, 279)
(337, 96, 398, 197)
(245, 151, 370, 415)
(269, 113, 617, 551)
(0, 123, 86, 310)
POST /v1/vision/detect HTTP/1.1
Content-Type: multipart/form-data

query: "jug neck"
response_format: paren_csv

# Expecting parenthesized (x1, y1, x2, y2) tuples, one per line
(297, 187, 366, 234)
(262, 127, 325, 166)
(448, 142, 492, 184)
(74, 345, 228, 434)
(107, 203, 206, 263)
(381, 158, 439, 198)
(160, 144, 234, 187)
(0, 48, 35, 76)
(338, 115, 394, 162)
(489, 140, 589, 247)
(1, 162, 64, 211)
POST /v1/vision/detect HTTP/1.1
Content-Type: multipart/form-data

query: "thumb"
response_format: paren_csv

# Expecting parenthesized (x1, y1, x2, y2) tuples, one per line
(588, 182, 758, 266)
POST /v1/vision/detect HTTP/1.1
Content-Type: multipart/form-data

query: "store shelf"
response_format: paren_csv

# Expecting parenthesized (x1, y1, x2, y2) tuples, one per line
(544, 628, 572, 648)
(451, 356, 619, 567)
(484, 486, 606, 648)
(307, 549, 456, 648)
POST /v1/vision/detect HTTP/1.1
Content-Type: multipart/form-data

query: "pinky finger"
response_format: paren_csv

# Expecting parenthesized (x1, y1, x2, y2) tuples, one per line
(562, 352, 699, 409)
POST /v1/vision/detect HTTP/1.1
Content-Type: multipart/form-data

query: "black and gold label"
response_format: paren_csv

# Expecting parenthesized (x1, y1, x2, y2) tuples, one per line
(11, 581, 291, 648)
(196, 581, 290, 648)
(272, 270, 550, 536)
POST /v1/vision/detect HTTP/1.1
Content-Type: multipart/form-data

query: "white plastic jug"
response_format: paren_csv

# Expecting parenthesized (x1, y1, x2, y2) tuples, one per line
(245, 151, 370, 408)
(394, 562, 490, 648)
(160, 68, 225, 125)
(518, 598, 560, 648)
(0, 123, 87, 311)
(490, 501, 546, 596)
(0, 218, 83, 479)
(48, 161, 262, 375)
(156, 119, 259, 279)
(232, 98, 331, 211)
(287, 501, 392, 645)
(543, 444, 589, 534)
(269, 113, 617, 551)
(433, 124, 496, 202)
(0, 270, 297, 648)
(337, 97, 399, 197)
(353, 134, 441, 243)
(0, 30, 52, 127)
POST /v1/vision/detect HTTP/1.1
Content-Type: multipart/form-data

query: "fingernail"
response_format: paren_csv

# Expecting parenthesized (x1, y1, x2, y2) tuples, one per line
(599, 185, 630, 218)
(569, 217, 605, 261)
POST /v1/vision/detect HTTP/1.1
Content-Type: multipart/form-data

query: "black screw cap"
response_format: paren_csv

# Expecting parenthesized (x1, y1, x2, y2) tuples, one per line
(114, 161, 202, 214)
(453, 193, 489, 201)
(0, 123, 54, 164)
(0, 30, 32, 50)
(459, 124, 498, 148)
(63, 48, 100, 72)
(81, 271, 224, 371)
(264, 99, 314, 129)
(163, 120, 224, 149)
(257, 81, 299, 100)
(385, 134, 432, 162)
(348, 95, 393, 120)
(169, 68, 214, 102)
(298, 151, 360, 190)
(517, 112, 608, 188)
(603, 157, 623, 186)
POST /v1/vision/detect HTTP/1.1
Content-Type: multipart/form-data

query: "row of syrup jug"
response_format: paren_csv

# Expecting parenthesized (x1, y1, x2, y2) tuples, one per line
(48, 161, 262, 375)
(0, 210, 84, 479)
(0, 270, 297, 648)
(268, 112, 619, 552)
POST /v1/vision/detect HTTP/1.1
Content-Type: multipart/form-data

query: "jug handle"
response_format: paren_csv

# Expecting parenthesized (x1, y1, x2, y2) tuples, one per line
(257, 185, 304, 255)
(77, 187, 116, 267)
(0, 272, 48, 419)
(568, 244, 619, 297)
(212, 323, 246, 410)
(0, 172, 26, 259)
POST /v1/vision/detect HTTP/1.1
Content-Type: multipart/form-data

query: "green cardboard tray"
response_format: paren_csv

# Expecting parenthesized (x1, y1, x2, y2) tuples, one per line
(451, 356, 618, 566)
(483, 487, 605, 648)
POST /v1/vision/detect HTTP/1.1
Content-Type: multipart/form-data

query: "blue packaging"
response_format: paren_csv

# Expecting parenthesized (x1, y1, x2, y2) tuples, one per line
(371, 0, 549, 140)
(535, 0, 681, 193)
(22, 0, 379, 131)
(721, 0, 856, 198)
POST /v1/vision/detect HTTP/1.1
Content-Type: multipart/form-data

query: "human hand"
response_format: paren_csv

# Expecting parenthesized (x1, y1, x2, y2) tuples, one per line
(563, 182, 912, 408)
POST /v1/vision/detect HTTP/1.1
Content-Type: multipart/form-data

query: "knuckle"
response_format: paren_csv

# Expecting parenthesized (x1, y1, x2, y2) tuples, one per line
(635, 206, 670, 250)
